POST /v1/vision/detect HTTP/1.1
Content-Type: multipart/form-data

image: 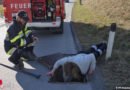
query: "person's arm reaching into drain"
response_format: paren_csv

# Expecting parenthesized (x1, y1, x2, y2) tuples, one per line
(46, 68, 56, 76)
(88, 57, 96, 74)
(46, 57, 68, 76)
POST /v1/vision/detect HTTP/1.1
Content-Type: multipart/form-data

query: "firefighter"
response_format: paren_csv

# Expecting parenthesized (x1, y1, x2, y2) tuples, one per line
(4, 10, 39, 70)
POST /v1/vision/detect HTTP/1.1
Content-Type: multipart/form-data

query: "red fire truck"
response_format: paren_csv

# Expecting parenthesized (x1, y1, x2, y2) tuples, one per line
(3, 0, 66, 34)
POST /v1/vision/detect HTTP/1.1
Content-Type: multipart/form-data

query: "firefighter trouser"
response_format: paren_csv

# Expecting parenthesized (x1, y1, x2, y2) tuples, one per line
(8, 46, 34, 65)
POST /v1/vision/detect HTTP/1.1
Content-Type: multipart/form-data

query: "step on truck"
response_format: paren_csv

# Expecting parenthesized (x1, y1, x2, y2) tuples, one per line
(3, 0, 66, 34)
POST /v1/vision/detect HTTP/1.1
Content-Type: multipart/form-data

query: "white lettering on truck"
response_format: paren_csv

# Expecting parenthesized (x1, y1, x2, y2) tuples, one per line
(24, 3, 26, 8)
(28, 3, 31, 8)
(15, 4, 18, 9)
(10, 3, 31, 9)
(10, 4, 13, 8)
(19, 4, 23, 8)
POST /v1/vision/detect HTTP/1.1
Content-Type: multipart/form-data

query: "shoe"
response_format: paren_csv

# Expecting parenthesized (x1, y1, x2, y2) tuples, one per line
(98, 42, 107, 52)
(91, 45, 97, 51)
(96, 42, 105, 48)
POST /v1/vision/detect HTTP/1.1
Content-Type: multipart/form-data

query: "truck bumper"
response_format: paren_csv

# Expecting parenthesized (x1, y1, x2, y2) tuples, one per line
(26, 17, 61, 28)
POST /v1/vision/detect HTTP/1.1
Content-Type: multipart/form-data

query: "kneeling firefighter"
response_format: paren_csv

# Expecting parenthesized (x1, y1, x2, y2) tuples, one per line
(4, 10, 39, 70)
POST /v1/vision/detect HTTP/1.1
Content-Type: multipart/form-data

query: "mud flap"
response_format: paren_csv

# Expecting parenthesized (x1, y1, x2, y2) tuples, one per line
(37, 53, 76, 70)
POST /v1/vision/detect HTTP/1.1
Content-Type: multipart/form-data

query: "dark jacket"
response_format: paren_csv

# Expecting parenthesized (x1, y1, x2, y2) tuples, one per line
(4, 20, 34, 55)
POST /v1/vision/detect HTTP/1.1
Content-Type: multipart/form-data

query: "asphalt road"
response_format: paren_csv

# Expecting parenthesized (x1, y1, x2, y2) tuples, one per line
(0, 0, 104, 90)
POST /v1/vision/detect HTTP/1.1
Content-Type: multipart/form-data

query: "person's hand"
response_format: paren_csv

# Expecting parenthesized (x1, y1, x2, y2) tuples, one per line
(32, 35, 39, 42)
(88, 69, 94, 74)
(46, 71, 54, 76)
(46, 68, 56, 76)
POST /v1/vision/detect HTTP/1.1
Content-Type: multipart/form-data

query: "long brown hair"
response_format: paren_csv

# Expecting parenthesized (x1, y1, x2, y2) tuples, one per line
(63, 62, 83, 82)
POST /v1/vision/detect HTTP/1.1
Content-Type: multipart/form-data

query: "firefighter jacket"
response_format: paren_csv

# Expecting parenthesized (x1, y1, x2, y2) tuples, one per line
(4, 20, 35, 55)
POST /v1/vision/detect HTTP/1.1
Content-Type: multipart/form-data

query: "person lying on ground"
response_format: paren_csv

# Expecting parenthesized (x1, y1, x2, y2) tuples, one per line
(46, 42, 107, 82)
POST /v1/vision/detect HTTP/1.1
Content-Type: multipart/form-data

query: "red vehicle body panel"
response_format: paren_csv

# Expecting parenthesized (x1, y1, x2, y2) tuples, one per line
(3, 0, 32, 22)
(3, 0, 66, 28)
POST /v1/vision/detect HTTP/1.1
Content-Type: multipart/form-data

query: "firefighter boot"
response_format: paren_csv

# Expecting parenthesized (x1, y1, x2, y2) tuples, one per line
(15, 59, 24, 70)
(98, 42, 107, 52)
(9, 57, 24, 70)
